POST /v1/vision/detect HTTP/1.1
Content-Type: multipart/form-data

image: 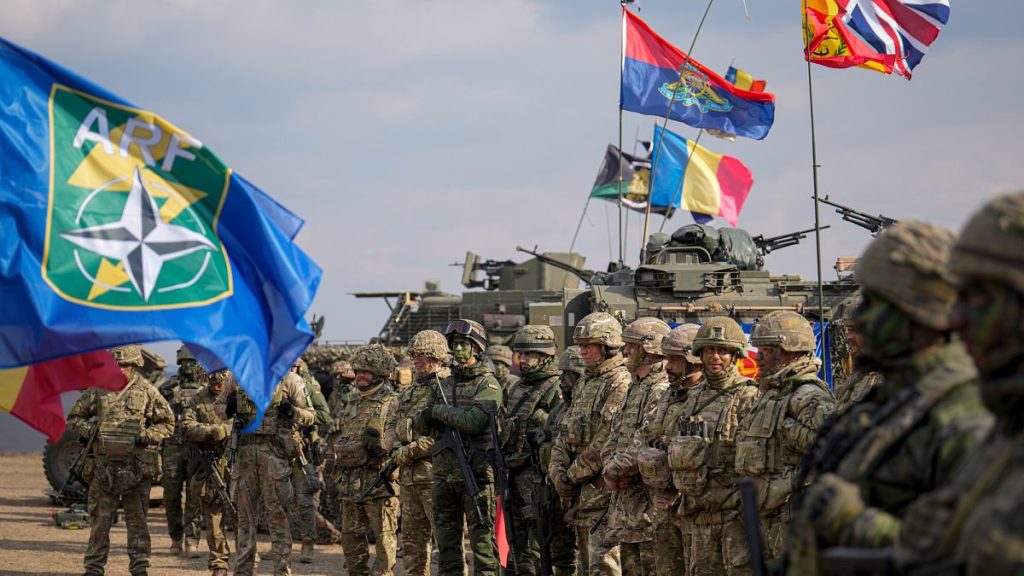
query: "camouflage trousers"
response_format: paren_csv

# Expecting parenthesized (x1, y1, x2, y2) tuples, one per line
(434, 477, 498, 576)
(162, 441, 200, 543)
(187, 469, 230, 570)
(84, 477, 152, 576)
(761, 513, 787, 562)
(550, 495, 578, 576)
(340, 495, 399, 576)
(509, 469, 541, 576)
(620, 541, 655, 576)
(289, 460, 320, 544)
(399, 481, 434, 576)
(232, 441, 294, 576)
(686, 516, 751, 576)
(653, 517, 686, 576)
(576, 520, 621, 576)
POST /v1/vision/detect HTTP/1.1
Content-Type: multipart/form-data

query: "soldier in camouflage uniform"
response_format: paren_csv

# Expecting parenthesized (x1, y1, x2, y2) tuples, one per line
(734, 311, 835, 561)
(634, 324, 702, 576)
(180, 368, 235, 576)
(503, 325, 564, 575)
(329, 344, 399, 576)
(785, 221, 994, 575)
(159, 345, 206, 558)
(486, 344, 520, 395)
(418, 319, 502, 576)
(831, 291, 884, 413)
(890, 193, 1024, 574)
(549, 312, 630, 576)
(216, 367, 314, 576)
(68, 344, 175, 576)
(327, 359, 357, 414)
(601, 318, 671, 576)
(385, 330, 445, 576)
(289, 357, 332, 563)
(659, 318, 760, 576)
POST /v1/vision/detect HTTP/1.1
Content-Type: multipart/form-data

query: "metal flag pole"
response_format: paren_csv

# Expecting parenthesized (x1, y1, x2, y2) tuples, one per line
(638, 0, 717, 265)
(617, 0, 628, 265)
(569, 193, 593, 254)
(804, 18, 826, 354)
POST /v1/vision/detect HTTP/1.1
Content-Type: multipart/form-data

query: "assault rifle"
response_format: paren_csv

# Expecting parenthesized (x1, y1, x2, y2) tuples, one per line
(527, 438, 553, 576)
(427, 373, 486, 522)
(818, 196, 899, 235)
(294, 436, 321, 492)
(197, 448, 238, 517)
(227, 414, 243, 470)
(56, 427, 98, 502)
(489, 411, 519, 576)
(739, 477, 767, 576)
(752, 225, 831, 255)
(357, 460, 398, 502)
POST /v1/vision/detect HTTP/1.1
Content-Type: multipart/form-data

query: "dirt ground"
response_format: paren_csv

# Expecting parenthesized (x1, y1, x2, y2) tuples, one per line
(0, 452, 395, 575)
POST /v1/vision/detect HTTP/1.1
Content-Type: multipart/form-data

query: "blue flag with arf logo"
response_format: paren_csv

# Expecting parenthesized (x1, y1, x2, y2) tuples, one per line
(0, 37, 322, 429)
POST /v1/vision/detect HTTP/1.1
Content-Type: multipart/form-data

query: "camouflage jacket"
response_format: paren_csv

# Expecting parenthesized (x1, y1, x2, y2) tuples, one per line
(667, 366, 759, 521)
(159, 374, 205, 446)
(329, 381, 397, 500)
(501, 365, 563, 470)
(602, 361, 671, 543)
(67, 388, 115, 440)
(835, 369, 884, 414)
(180, 386, 232, 452)
(385, 373, 437, 486)
(735, 356, 835, 517)
(214, 372, 314, 464)
(424, 358, 503, 485)
(548, 353, 630, 521)
(498, 372, 521, 397)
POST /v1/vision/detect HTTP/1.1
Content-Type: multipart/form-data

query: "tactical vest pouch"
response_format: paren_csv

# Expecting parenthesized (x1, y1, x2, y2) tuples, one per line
(668, 436, 708, 495)
(97, 434, 135, 462)
(395, 417, 413, 444)
(334, 438, 368, 467)
(563, 414, 585, 447)
(637, 447, 671, 490)
(735, 438, 768, 476)
(136, 448, 162, 483)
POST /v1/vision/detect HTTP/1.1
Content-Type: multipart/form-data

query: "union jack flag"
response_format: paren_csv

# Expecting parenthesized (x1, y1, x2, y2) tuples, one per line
(804, 0, 951, 79)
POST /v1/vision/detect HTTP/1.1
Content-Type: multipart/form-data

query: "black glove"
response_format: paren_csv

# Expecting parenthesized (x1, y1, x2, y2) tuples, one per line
(225, 390, 238, 417)
(364, 428, 385, 457)
(527, 428, 550, 448)
(278, 397, 295, 419)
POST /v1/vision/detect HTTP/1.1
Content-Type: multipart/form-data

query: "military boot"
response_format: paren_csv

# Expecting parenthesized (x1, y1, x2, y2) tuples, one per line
(170, 538, 183, 555)
(185, 538, 202, 559)
(299, 540, 314, 563)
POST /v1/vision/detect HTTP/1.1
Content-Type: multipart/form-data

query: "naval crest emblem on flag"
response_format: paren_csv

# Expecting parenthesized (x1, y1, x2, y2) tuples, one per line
(43, 85, 233, 310)
(658, 63, 734, 114)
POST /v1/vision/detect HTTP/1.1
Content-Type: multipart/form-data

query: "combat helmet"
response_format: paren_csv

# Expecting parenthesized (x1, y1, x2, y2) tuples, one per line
(750, 311, 816, 353)
(485, 345, 515, 366)
(444, 319, 488, 352)
(110, 344, 144, 367)
(559, 345, 587, 376)
(176, 345, 197, 364)
(409, 330, 450, 361)
(350, 344, 397, 378)
(622, 317, 671, 356)
(331, 360, 356, 380)
(510, 325, 558, 357)
(949, 193, 1024, 294)
(692, 317, 747, 355)
(573, 312, 624, 349)
(662, 323, 701, 363)
(855, 221, 957, 330)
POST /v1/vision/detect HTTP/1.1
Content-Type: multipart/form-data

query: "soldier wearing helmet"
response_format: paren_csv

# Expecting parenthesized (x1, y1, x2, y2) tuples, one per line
(288, 354, 332, 563)
(216, 356, 315, 576)
(419, 319, 503, 575)
(831, 291, 884, 413)
(660, 317, 760, 576)
(787, 222, 993, 575)
(326, 343, 398, 576)
(156, 345, 206, 558)
(486, 344, 521, 396)
(384, 330, 447, 576)
(501, 325, 564, 575)
(735, 311, 835, 560)
(549, 312, 631, 575)
(601, 317, 671, 573)
(68, 345, 174, 576)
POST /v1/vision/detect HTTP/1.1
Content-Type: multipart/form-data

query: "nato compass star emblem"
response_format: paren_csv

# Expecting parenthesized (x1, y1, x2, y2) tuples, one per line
(42, 85, 233, 310)
(61, 168, 216, 302)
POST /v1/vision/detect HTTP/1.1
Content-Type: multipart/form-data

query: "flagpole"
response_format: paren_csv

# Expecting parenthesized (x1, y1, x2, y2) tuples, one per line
(638, 0, 717, 265)
(657, 128, 704, 233)
(805, 26, 827, 350)
(617, 1, 627, 265)
(569, 195, 592, 254)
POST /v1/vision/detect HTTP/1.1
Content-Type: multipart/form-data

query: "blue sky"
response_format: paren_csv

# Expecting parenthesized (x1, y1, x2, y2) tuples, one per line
(0, 1, 1021, 407)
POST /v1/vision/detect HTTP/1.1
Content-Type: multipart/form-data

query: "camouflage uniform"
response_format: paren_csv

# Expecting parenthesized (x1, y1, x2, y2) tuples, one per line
(180, 371, 234, 574)
(601, 318, 672, 576)
(549, 312, 630, 576)
(330, 344, 399, 576)
(289, 358, 332, 562)
(786, 222, 994, 575)
(895, 194, 1024, 575)
(634, 324, 702, 576)
(734, 311, 835, 560)
(504, 326, 564, 576)
(487, 344, 521, 395)
(667, 318, 759, 576)
(68, 345, 175, 576)
(421, 319, 503, 576)
(158, 346, 206, 556)
(385, 331, 445, 576)
(216, 371, 314, 576)
(831, 292, 884, 413)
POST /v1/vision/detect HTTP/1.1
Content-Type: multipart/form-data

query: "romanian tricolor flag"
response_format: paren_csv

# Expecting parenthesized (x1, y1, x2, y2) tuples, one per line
(724, 66, 767, 93)
(649, 126, 753, 227)
(0, 351, 125, 443)
(620, 7, 775, 140)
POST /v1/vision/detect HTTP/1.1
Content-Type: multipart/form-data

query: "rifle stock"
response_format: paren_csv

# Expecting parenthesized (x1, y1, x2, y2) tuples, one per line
(57, 427, 98, 500)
